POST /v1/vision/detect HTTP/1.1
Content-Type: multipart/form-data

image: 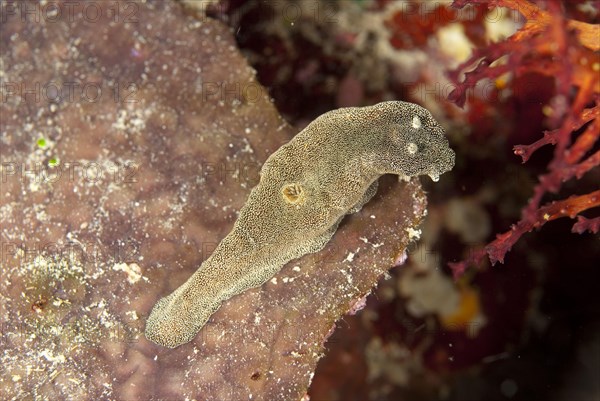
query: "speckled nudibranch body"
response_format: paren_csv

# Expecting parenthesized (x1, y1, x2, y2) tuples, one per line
(145, 101, 455, 348)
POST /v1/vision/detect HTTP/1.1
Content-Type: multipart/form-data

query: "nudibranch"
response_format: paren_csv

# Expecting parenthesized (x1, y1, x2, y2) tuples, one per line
(145, 101, 455, 348)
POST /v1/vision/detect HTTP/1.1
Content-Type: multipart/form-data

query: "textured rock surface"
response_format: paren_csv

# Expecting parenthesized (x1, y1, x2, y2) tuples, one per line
(0, 1, 427, 400)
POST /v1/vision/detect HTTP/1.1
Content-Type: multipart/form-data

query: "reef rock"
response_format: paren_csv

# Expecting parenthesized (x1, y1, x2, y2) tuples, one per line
(0, 1, 427, 400)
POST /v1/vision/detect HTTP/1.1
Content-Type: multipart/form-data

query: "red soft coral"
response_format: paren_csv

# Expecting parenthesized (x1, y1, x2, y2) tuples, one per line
(448, 0, 600, 278)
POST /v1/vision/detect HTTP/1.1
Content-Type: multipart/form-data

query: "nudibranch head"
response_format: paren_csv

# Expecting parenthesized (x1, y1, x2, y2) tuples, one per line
(367, 101, 455, 182)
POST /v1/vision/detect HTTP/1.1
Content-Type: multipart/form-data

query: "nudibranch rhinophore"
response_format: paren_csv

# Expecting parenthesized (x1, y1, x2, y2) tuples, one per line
(145, 101, 455, 348)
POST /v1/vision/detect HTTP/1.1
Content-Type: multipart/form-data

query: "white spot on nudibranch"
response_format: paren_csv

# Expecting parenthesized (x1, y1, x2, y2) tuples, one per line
(412, 115, 422, 129)
(406, 142, 418, 155)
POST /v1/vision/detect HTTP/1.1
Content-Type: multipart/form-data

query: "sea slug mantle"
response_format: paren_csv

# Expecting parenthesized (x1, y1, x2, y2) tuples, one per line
(145, 101, 455, 348)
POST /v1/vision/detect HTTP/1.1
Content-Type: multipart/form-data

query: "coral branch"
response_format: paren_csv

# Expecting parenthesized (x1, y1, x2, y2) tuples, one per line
(447, 0, 600, 277)
(565, 107, 600, 165)
(449, 249, 487, 280)
(515, 103, 599, 164)
(449, 0, 600, 109)
(513, 131, 558, 163)
(490, 190, 600, 264)
(572, 215, 600, 234)
(450, 191, 600, 277)
(446, 44, 514, 108)
(453, 0, 600, 51)
(523, 96, 598, 220)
